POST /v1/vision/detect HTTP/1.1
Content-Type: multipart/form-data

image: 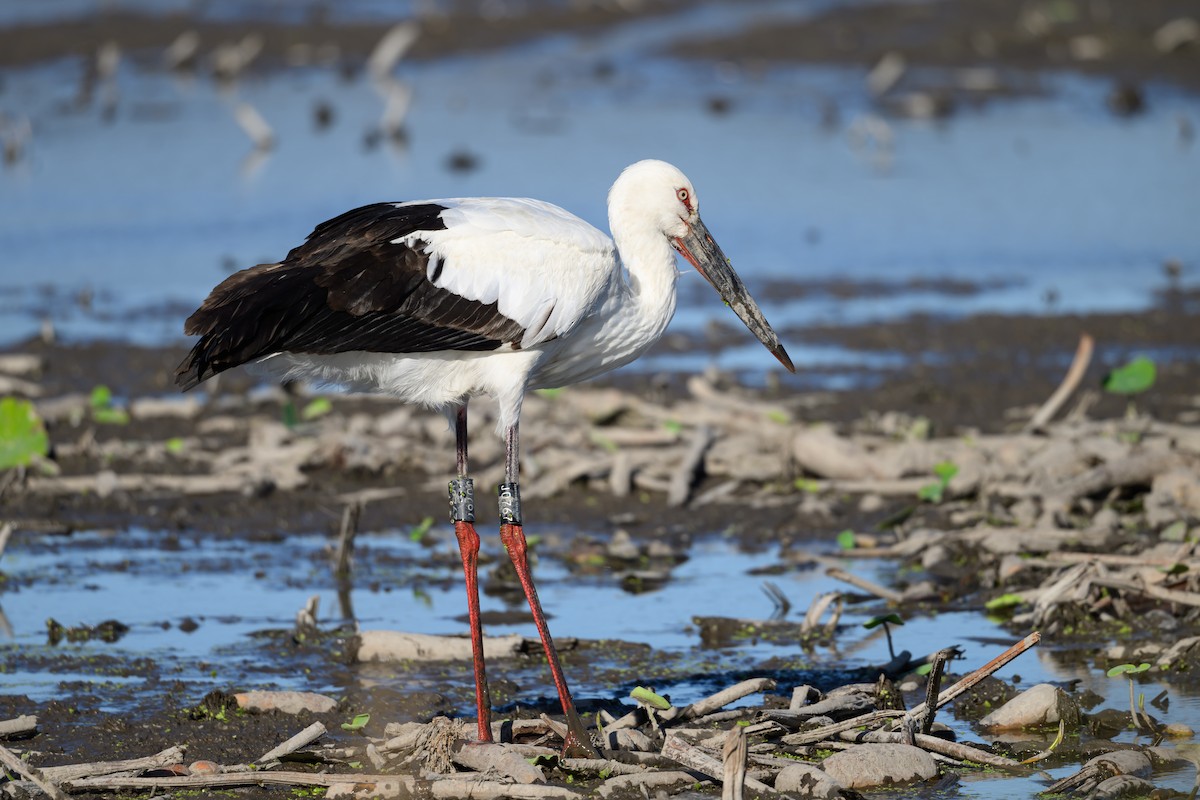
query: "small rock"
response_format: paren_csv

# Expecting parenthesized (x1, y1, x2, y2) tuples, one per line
(774, 763, 845, 798)
(188, 760, 220, 774)
(821, 743, 938, 788)
(606, 529, 640, 560)
(858, 493, 884, 513)
(95, 470, 119, 499)
(1107, 83, 1145, 117)
(605, 728, 656, 751)
(979, 683, 1080, 730)
(1165, 722, 1195, 738)
(234, 690, 337, 715)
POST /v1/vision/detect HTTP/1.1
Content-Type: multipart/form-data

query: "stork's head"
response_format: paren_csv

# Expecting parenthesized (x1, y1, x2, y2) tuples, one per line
(609, 159, 796, 374)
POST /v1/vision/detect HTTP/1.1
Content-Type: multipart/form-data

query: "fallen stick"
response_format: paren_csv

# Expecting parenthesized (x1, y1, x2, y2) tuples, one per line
(0, 715, 37, 740)
(846, 729, 1022, 769)
(561, 758, 645, 776)
(0, 523, 12, 561)
(64, 771, 583, 798)
(1025, 333, 1093, 432)
(40, 745, 186, 782)
(597, 770, 711, 799)
(824, 566, 905, 603)
(668, 425, 715, 507)
(902, 632, 1041, 725)
(780, 710, 907, 746)
(0, 742, 68, 800)
(258, 722, 327, 765)
(333, 501, 362, 578)
(661, 734, 775, 795)
(722, 727, 747, 800)
(677, 678, 776, 722)
(452, 742, 546, 784)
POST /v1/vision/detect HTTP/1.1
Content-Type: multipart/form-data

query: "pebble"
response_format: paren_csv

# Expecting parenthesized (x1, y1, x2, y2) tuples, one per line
(820, 743, 938, 788)
(979, 683, 1080, 730)
(774, 762, 845, 798)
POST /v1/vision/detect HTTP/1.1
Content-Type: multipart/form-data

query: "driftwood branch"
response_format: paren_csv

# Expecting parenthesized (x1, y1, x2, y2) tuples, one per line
(40, 745, 186, 783)
(0, 741, 69, 800)
(0, 715, 37, 740)
(258, 722, 327, 765)
(1026, 333, 1094, 432)
(903, 632, 1042, 725)
(661, 734, 775, 795)
(64, 771, 584, 798)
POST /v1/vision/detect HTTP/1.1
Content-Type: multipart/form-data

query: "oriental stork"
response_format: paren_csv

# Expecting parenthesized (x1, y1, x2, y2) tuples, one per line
(176, 159, 794, 756)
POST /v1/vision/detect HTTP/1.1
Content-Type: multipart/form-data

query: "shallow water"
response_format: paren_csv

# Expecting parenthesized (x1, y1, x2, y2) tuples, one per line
(1, 4, 1197, 364)
(1, 525, 1197, 796)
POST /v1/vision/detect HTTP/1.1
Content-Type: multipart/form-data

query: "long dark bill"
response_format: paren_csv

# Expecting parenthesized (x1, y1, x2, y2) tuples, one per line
(673, 217, 795, 373)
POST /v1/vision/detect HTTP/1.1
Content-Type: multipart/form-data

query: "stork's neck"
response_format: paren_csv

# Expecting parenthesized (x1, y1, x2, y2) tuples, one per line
(609, 212, 679, 340)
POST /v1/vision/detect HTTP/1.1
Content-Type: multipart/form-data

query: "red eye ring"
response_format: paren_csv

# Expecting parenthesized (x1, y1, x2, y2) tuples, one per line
(677, 188, 689, 203)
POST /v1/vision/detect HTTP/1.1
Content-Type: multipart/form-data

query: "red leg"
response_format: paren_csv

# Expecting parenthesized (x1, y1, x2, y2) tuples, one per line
(499, 521, 597, 758)
(453, 518, 492, 742)
(449, 403, 492, 742)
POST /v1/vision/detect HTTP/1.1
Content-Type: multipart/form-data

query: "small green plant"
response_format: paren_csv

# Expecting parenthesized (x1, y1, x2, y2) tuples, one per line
(864, 613, 905, 660)
(340, 712, 370, 732)
(1103, 356, 1156, 418)
(1107, 662, 1152, 732)
(408, 516, 435, 542)
(534, 387, 564, 399)
(793, 477, 821, 493)
(0, 397, 49, 468)
(301, 397, 333, 421)
(836, 529, 857, 550)
(662, 419, 684, 436)
(629, 686, 671, 710)
(917, 461, 959, 503)
(90, 385, 129, 425)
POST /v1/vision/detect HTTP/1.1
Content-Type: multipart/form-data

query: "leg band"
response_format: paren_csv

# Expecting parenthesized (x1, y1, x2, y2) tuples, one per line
(497, 482, 522, 526)
(449, 477, 475, 523)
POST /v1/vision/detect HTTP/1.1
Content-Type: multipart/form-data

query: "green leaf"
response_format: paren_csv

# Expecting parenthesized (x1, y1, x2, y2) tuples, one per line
(985, 593, 1026, 610)
(917, 481, 945, 503)
(165, 437, 186, 454)
(1107, 664, 1136, 677)
(932, 461, 959, 483)
(0, 397, 50, 469)
(1162, 562, 1189, 576)
(1103, 356, 1156, 396)
(765, 409, 790, 424)
(535, 387, 564, 399)
(630, 686, 671, 710)
(90, 385, 114, 410)
(408, 516, 435, 541)
(863, 613, 904, 629)
(93, 407, 129, 425)
(662, 420, 684, 436)
(301, 397, 333, 420)
(340, 712, 370, 731)
(793, 478, 821, 494)
(89, 385, 129, 424)
(836, 530, 857, 550)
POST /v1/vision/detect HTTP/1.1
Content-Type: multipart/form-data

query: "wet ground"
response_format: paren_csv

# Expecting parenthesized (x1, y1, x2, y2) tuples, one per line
(1, 0, 1199, 797)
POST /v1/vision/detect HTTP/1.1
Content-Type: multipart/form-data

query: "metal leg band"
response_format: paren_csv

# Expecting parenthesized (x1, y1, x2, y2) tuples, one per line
(497, 482, 522, 526)
(449, 477, 475, 523)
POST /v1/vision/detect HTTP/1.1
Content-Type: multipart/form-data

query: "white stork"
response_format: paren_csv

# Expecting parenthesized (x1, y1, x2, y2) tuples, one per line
(176, 159, 794, 756)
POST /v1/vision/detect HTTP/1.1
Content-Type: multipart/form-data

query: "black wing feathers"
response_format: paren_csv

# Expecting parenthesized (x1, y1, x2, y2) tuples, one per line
(175, 202, 526, 390)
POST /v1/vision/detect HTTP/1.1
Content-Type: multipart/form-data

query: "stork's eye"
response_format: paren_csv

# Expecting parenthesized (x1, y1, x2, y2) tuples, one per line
(677, 188, 690, 204)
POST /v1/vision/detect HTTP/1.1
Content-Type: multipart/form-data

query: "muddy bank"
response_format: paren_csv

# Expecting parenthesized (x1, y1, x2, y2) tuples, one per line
(684, 0, 1200, 97)
(0, 1, 686, 70)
